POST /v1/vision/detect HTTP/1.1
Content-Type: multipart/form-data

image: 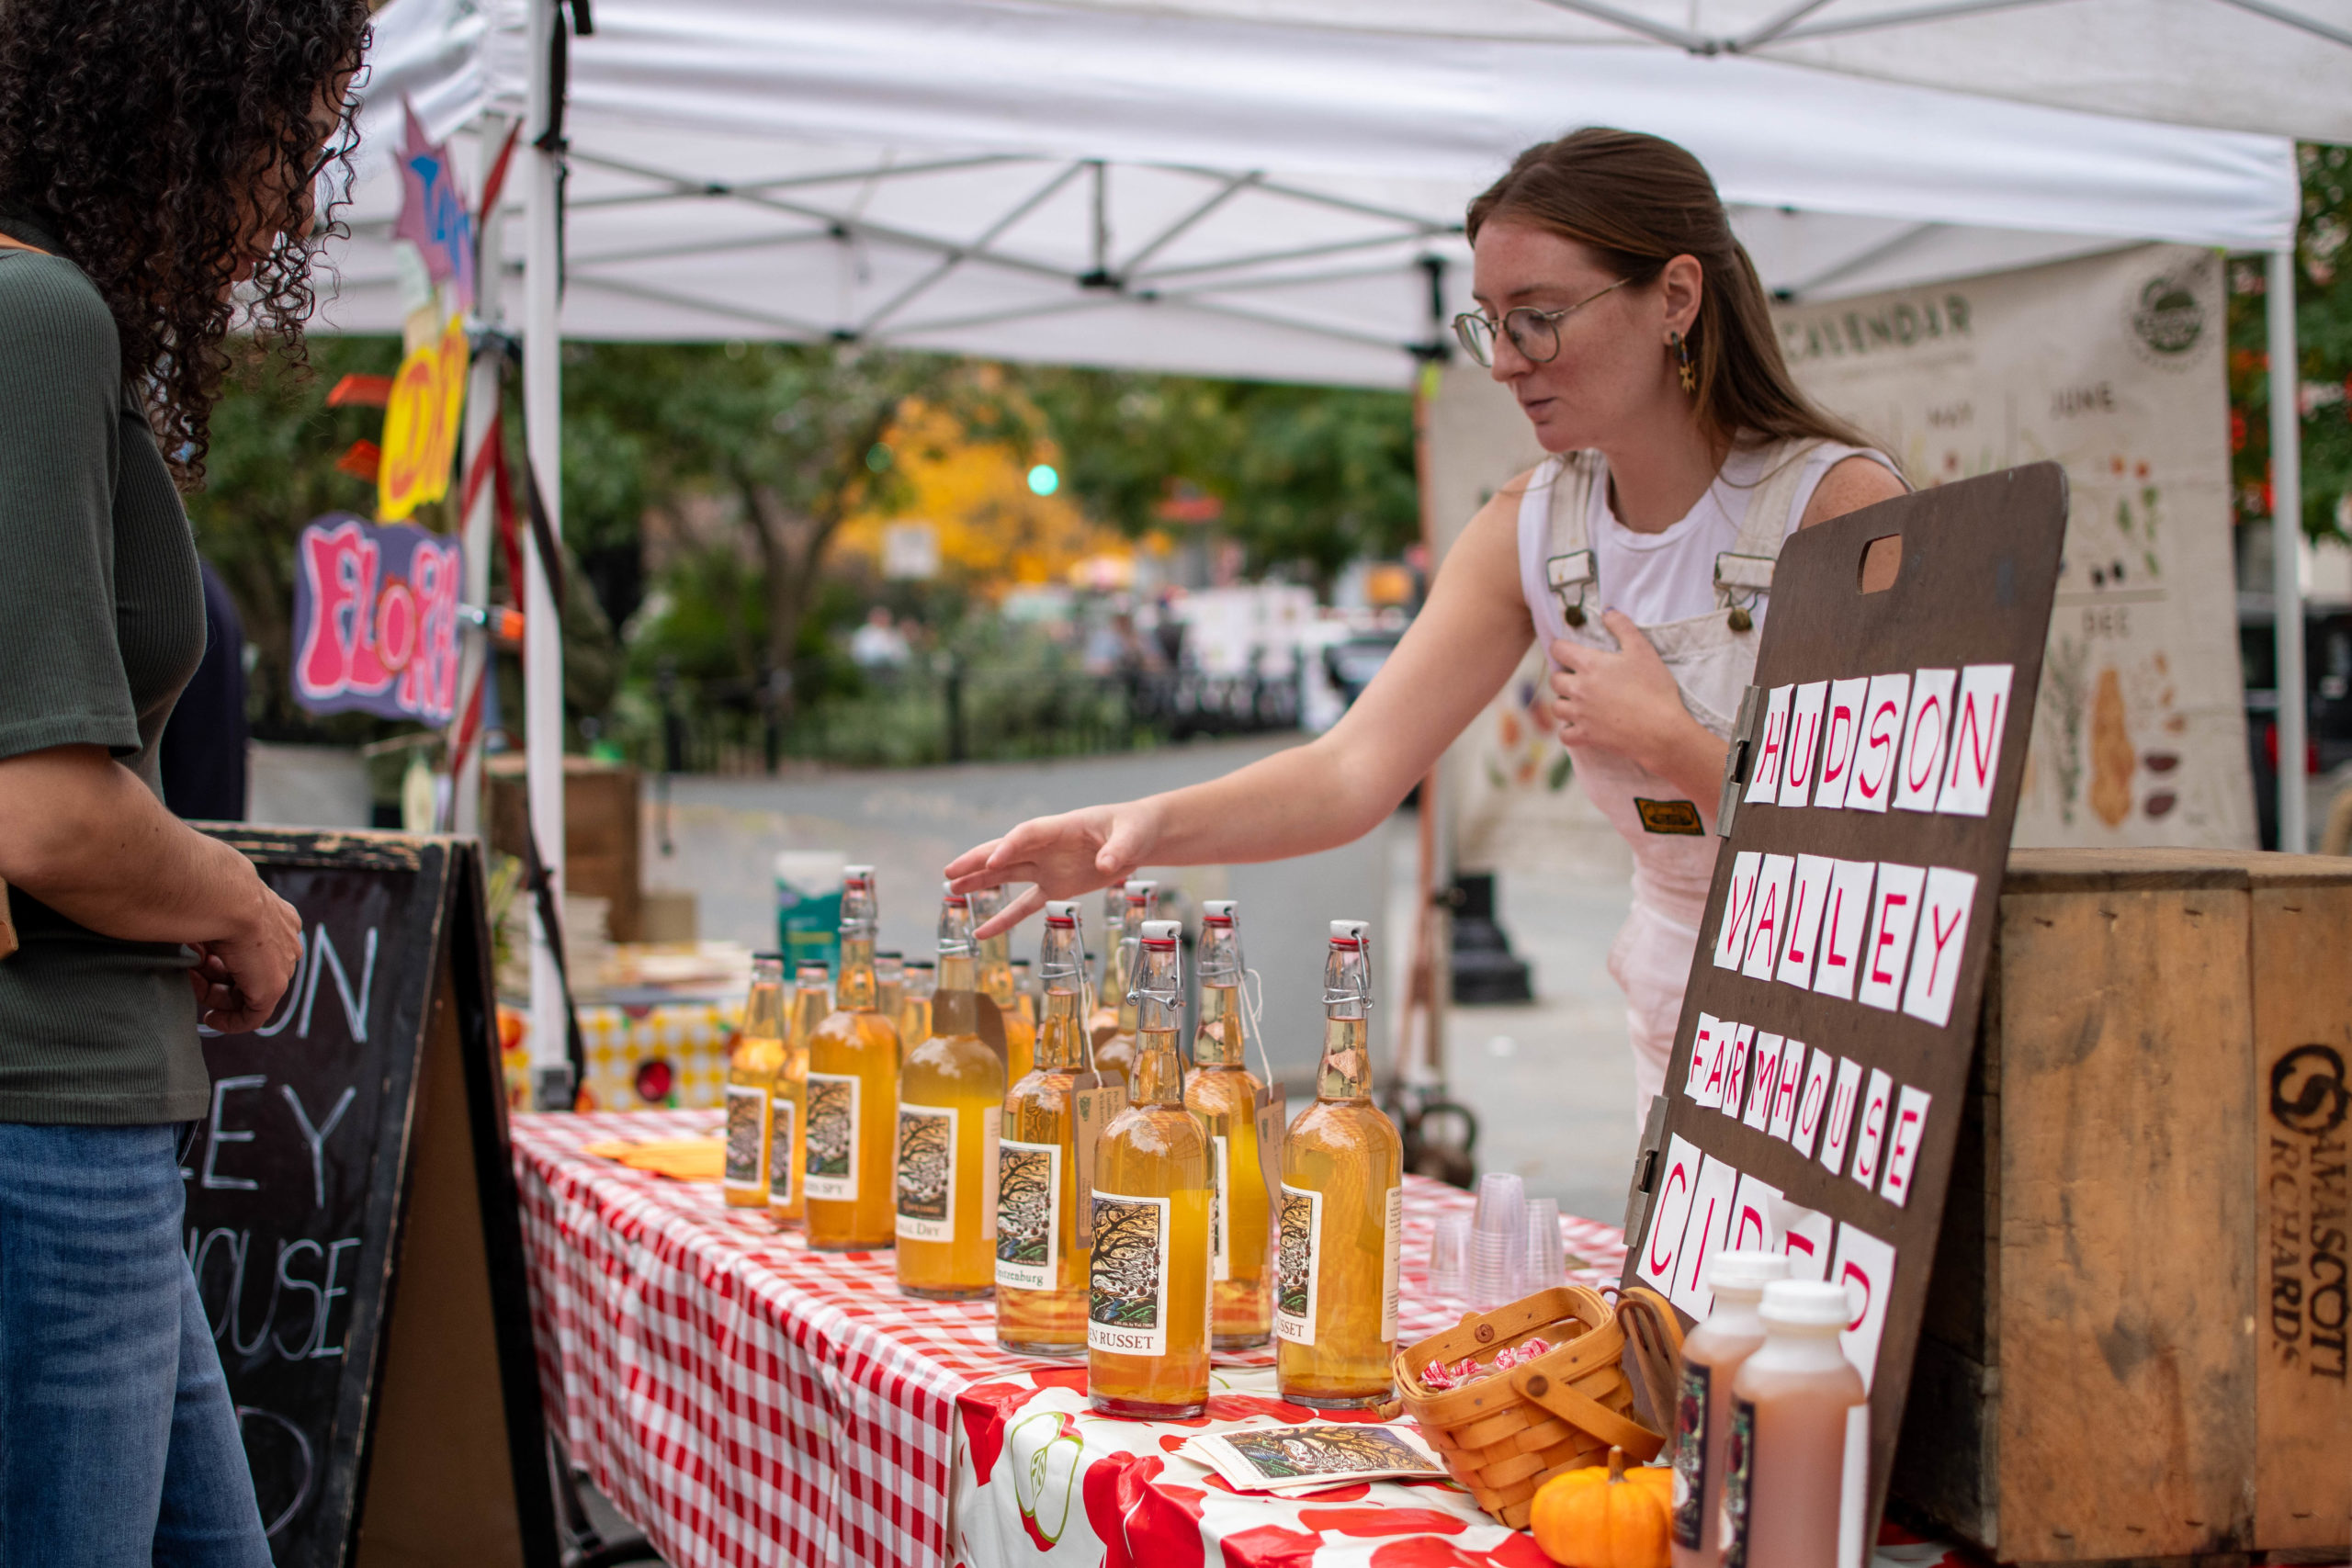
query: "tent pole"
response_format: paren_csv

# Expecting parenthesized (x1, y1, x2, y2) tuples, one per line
(525, 0, 570, 1092)
(2268, 245, 2307, 852)
(452, 110, 512, 840)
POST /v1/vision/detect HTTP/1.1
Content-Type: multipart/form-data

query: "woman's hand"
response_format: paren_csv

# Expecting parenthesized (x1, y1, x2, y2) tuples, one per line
(189, 877, 302, 1034)
(1549, 610, 1730, 807)
(945, 799, 1165, 938)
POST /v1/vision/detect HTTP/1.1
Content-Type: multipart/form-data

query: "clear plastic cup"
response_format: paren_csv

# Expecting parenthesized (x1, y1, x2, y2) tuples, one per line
(1523, 1198, 1564, 1292)
(1469, 1172, 1527, 1308)
(1427, 1212, 1470, 1302)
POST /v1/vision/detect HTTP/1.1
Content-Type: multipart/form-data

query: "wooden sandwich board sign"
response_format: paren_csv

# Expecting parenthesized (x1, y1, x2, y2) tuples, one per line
(181, 828, 559, 1568)
(1619, 463, 2065, 1564)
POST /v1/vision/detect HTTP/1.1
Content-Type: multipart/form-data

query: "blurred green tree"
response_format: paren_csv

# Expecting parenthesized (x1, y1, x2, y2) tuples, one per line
(2229, 141, 2352, 542)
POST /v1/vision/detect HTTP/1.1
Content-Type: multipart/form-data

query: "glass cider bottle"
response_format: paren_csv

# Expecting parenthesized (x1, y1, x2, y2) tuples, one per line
(1088, 919, 1212, 1418)
(1670, 1251, 1788, 1568)
(875, 950, 906, 1024)
(1091, 879, 1153, 1091)
(805, 866, 901, 1251)
(1722, 1280, 1869, 1568)
(1009, 958, 1038, 1031)
(723, 954, 788, 1209)
(1276, 919, 1403, 1408)
(897, 959, 935, 1053)
(972, 886, 1037, 1084)
(767, 960, 827, 1227)
(995, 900, 1101, 1356)
(1186, 900, 1272, 1349)
(1087, 888, 1123, 1046)
(894, 890, 1006, 1299)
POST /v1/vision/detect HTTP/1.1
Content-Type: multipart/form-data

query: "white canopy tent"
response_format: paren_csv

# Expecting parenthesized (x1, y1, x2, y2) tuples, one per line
(333, 0, 2324, 1079)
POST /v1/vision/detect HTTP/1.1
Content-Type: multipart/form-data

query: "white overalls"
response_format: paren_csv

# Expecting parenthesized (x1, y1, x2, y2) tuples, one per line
(1513, 439, 1903, 1122)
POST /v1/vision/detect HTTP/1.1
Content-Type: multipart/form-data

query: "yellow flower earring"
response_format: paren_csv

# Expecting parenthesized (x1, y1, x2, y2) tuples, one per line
(1668, 331, 1696, 394)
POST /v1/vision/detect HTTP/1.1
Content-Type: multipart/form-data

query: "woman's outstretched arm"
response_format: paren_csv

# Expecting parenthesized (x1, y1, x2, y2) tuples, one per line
(949, 479, 1539, 935)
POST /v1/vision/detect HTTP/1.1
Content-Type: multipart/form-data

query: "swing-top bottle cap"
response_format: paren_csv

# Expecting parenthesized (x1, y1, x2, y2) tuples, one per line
(939, 880, 969, 906)
(1329, 919, 1370, 946)
(1202, 900, 1236, 924)
(1045, 900, 1080, 924)
(753, 949, 786, 963)
(1124, 878, 1156, 901)
(796, 959, 831, 979)
(843, 863, 874, 884)
(1759, 1279, 1851, 1332)
(1140, 919, 1181, 947)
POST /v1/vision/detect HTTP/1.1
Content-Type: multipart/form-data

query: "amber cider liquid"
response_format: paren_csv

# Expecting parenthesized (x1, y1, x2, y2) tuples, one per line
(766, 964, 824, 1226)
(806, 936, 900, 1251)
(997, 933, 1098, 1355)
(723, 960, 787, 1210)
(896, 932, 1003, 1300)
(1277, 1012, 1401, 1407)
(1187, 981, 1271, 1348)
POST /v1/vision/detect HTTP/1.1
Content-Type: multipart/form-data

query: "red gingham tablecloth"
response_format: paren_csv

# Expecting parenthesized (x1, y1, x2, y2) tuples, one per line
(511, 1110, 1628, 1568)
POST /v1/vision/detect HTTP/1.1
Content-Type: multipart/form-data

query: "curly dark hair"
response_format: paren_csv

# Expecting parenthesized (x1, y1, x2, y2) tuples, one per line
(0, 0, 372, 489)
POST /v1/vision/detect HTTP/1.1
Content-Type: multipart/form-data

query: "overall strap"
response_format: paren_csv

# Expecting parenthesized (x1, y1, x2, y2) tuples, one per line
(1713, 438, 1827, 628)
(1533, 450, 1605, 627)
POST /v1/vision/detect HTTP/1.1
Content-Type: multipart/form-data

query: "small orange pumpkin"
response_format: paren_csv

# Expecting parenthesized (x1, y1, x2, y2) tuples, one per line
(1528, 1447, 1675, 1568)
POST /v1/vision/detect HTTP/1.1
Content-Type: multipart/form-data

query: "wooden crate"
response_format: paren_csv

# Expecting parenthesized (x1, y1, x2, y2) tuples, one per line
(483, 758, 643, 942)
(1893, 848, 2352, 1563)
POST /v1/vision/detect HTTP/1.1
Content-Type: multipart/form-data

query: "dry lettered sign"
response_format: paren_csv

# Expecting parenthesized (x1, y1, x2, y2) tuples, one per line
(1621, 465, 2065, 1563)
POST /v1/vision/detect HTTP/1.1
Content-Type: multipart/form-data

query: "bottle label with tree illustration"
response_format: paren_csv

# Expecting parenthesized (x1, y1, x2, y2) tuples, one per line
(895, 1103, 956, 1242)
(804, 1073, 859, 1201)
(723, 1084, 767, 1195)
(1274, 1183, 1323, 1346)
(995, 1140, 1061, 1291)
(1088, 1190, 1170, 1357)
(766, 1094, 797, 1207)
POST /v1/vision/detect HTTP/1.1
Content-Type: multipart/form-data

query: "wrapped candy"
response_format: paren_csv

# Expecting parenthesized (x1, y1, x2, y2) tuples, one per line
(1415, 1336, 1555, 1392)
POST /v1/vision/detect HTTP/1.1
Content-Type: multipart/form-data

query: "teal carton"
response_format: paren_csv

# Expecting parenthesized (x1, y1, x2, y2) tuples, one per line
(775, 852, 844, 975)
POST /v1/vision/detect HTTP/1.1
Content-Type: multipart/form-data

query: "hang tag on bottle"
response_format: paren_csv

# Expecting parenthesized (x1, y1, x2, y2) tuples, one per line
(1071, 1079, 1129, 1247)
(1254, 1081, 1286, 1207)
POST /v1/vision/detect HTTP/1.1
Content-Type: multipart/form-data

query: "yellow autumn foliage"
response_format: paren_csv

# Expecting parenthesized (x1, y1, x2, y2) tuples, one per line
(834, 400, 1128, 591)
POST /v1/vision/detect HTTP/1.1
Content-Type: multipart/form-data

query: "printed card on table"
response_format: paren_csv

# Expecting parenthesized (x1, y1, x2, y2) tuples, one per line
(1184, 1424, 1444, 1494)
(1778, 681, 1829, 807)
(1669, 1155, 1741, 1318)
(1842, 671, 1910, 812)
(1894, 668, 1958, 812)
(1830, 1224, 1898, 1392)
(1814, 676, 1869, 807)
(1935, 664, 2012, 816)
(1713, 852, 1762, 970)
(1740, 855, 1796, 979)
(1878, 1087, 1933, 1208)
(1856, 863, 1927, 1012)
(1636, 1134, 1704, 1296)
(1745, 684, 1795, 804)
(1901, 868, 1977, 1027)
(1811, 859, 1877, 1001)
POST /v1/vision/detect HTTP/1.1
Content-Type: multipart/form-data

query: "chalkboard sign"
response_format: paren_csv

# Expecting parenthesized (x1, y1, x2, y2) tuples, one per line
(1621, 466, 2065, 1563)
(183, 828, 557, 1568)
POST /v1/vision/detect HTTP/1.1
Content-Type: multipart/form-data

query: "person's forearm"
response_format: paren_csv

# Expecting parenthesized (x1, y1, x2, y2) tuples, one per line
(1129, 730, 1404, 868)
(0, 747, 264, 945)
(1650, 721, 1732, 819)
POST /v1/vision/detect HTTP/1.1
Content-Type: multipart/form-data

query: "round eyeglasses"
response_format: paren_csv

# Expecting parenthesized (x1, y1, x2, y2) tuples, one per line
(1453, 277, 1631, 367)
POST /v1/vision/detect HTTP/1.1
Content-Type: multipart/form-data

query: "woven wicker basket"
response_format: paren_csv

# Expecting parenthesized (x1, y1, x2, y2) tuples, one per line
(1393, 1284, 1682, 1529)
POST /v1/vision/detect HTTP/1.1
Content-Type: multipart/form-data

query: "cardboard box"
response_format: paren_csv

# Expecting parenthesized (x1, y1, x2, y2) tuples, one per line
(1894, 849, 2351, 1562)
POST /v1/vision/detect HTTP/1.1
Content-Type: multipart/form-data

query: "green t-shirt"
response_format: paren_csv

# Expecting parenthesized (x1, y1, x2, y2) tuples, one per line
(0, 216, 208, 1124)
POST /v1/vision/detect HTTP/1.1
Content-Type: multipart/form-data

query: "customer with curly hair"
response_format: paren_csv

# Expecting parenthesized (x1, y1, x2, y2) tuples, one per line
(0, 2, 372, 1558)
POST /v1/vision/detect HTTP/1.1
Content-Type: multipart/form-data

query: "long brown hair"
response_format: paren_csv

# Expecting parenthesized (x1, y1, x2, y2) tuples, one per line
(1467, 127, 1869, 454)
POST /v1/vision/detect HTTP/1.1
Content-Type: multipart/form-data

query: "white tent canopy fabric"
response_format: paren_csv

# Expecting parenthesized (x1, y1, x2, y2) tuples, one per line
(335, 0, 2302, 389)
(334, 0, 2326, 1071)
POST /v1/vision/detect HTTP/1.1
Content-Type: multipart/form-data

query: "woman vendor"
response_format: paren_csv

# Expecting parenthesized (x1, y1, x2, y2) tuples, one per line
(949, 128, 1907, 1118)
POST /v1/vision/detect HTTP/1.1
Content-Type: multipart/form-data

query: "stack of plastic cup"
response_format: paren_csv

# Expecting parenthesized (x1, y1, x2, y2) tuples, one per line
(1427, 1212, 1470, 1302)
(1469, 1172, 1527, 1309)
(1522, 1198, 1565, 1292)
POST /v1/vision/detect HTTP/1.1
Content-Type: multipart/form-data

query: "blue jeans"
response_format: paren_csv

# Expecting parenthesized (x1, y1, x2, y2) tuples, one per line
(0, 1122, 269, 1567)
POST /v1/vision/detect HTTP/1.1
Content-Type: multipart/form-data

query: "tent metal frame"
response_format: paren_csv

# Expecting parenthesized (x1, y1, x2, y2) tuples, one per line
(1531, 0, 2352, 56)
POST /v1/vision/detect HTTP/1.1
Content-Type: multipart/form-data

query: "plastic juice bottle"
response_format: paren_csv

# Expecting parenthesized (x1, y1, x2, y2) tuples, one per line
(875, 949, 905, 1025)
(996, 900, 1102, 1356)
(895, 890, 1007, 1299)
(1088, 919, 1212, 1418)
(804, 866, 901, 1251)
(897, 960, 935, 1055)
(1091, 879, 1153, 1091)
(1670, 1251, 1789, 1568)
(1722, 1280, 1869, 1568)
(1185, 900, 1272, 1349)
(972, 886, 1037, 1085)
(1276, 919, 1402, 1408)
(767, 960, 828, 1228)
(723, 954, 788, 1209)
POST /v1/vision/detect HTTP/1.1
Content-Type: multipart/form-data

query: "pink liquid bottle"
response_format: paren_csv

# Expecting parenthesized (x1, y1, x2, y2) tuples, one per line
(1668, 1251, 1789, 1568)
(1721, 1280, 1866, 1568)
